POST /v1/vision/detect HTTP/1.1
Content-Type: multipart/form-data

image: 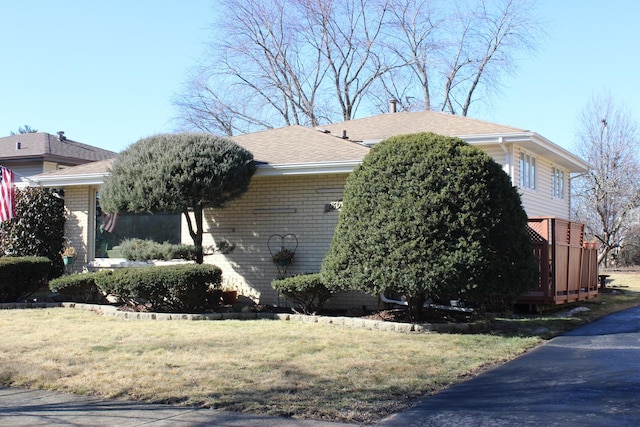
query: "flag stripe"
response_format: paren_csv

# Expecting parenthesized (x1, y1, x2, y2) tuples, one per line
(103, 213, 118, 233)
(0, 167, 15, 222)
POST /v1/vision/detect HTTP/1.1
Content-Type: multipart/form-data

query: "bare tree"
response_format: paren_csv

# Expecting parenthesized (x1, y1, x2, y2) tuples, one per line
(572, 93, 640, 266)
(381, 0, 539, 116)
(174, 0, 542, 133)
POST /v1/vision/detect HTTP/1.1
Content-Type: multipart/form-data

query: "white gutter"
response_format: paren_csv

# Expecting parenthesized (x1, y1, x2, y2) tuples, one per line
(28, 161, 363, 187)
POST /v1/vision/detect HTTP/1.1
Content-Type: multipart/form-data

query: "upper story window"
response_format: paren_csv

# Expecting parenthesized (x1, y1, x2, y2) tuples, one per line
(519, 151, 536, 190)
(552, 166, 565, 199)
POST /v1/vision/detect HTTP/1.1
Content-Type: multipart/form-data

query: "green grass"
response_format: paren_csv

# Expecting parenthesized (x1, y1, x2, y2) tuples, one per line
(0, 274, 639, 424)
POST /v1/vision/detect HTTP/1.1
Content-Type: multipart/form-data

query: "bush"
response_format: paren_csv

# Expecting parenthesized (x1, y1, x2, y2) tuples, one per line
(49, 272, 105, 303)
(321, 133, 537, 319)
(94, 264, 222, 312)
(0, 187, 65, 278)
(119, 239, 198, 261)
(0, 257, 51, 302)
(272, 273, 333, 314)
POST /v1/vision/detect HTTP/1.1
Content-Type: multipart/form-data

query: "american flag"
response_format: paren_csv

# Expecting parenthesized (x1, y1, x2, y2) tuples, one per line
(102, 212, 118, 233)
(0, 167, 15, 222)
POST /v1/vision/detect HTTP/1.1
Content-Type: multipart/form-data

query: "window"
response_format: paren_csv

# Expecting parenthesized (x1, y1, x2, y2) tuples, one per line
(94, 193, 181, 258)
(552, 166, 565, 199)
(519, 151, 536, 190)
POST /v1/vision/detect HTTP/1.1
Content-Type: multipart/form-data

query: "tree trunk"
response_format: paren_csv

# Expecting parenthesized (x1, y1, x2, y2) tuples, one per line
(184, 205, 205, 264)
(407, 293, 427, 322)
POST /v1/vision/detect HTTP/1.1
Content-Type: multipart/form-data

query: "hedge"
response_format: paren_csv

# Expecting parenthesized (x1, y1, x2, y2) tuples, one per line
(0, 256, 51, 302)
(118, 238, 198, 261)
(94, 264, 222, 312)
(49, 272, 105, 303)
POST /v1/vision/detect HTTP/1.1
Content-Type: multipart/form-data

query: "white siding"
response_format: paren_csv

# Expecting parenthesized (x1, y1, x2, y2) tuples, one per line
(514, 146, 570, 218)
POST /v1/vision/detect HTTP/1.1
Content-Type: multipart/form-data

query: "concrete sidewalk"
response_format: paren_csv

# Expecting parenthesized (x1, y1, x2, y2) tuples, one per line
(1, 306, 640, 426)
(0, 386, 354, 426)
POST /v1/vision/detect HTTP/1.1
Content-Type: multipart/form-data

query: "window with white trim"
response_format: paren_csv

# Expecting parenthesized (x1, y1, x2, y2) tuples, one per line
(552, 166, 565, 199)
(519, 151, 536, 190)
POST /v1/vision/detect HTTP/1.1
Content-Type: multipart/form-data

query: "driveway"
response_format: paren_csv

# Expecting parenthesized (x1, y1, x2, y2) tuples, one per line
(377, 305, 640, 426)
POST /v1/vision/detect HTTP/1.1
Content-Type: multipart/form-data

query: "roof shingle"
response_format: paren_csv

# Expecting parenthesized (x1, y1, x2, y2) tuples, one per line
(0, 133, 117, 164)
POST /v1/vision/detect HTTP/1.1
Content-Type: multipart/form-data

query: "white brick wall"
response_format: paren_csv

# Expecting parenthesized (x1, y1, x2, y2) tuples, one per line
(183, 173, 379, 310)
(63, 185, 93, 273)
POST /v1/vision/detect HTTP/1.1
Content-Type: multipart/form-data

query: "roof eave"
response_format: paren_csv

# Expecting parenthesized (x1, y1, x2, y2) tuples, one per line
(255, 160, 361, 176)
(29, 172, 111, 187)
(461, 133, 590, 173)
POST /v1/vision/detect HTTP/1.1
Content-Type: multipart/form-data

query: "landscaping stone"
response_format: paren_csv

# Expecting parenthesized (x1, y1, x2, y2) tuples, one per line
(0, 302, 491, 335)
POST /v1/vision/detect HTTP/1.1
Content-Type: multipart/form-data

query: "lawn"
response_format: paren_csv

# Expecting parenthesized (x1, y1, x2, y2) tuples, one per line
(0, 272, 639, 424)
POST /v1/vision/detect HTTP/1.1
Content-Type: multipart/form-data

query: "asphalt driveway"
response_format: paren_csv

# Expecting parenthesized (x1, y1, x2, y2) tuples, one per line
(378, 305, 640, 426)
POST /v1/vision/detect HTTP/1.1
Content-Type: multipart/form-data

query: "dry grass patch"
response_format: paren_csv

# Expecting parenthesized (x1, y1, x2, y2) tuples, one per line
(0, 308, 538, 423)
(3, 274, 640, 424)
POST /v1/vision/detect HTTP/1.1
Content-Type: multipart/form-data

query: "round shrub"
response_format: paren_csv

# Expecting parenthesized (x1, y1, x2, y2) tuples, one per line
(321, 132, 537, 318)
(94, 264, 222, 312)
(0, 256, 51, 302)
(272, 273, 333, 314)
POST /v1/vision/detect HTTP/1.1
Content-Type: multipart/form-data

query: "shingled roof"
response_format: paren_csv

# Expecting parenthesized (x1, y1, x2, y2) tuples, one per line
(231, 125, 369, 164)
(30, 111, 589, 186)
(0, 132, 117, 165)
(319, 110, 526, 142)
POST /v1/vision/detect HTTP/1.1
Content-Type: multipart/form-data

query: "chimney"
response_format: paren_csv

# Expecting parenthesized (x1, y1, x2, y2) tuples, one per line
(16, 142, 21, 150)
(389, 98, 397, 113)
(342, 130, 348, 139)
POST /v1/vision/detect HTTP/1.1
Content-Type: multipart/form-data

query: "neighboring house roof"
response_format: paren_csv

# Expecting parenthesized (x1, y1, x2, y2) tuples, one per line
(0, 132, 117, 165)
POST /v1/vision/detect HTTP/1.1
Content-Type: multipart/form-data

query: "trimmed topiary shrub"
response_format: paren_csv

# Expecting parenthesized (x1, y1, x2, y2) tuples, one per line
(321, 132, 538, 319)
(49, 272, 105, 303)
(0, 256, 51, 302)
(94, 264, 222, 312)
(0, 187, 65, 278)
(272, 273, 333, 314)
(118, 238, 198, 261)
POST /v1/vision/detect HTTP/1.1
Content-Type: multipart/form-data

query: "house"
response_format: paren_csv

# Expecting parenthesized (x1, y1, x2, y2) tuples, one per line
(28, 111, 590, 309)
(0, 132, 117, 183)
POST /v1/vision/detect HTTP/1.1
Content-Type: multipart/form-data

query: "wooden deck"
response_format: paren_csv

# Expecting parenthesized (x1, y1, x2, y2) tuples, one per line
(517, 217, 599, 307)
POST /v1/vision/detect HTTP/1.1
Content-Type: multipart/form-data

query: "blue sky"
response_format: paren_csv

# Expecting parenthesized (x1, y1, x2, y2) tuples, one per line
(0, 0, 637, 154)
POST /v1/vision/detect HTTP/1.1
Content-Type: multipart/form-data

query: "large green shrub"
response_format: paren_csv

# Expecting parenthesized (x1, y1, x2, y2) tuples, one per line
(0, 187, 65, 278)
(49, 272, 105, 303)
(118, 238, 198, 261)
(272, 273, 333, 314)
(0, 256, 51, 302)
(321, 133, 537, 318)
(94, 264, 222, 312)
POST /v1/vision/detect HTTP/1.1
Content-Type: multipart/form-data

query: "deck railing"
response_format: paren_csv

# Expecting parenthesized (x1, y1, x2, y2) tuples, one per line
(517, 217, 599, 306)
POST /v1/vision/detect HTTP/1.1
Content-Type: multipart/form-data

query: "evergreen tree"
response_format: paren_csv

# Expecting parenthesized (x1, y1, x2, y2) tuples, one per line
(321, 132, 537, 318)
(100, 133, 256, 263)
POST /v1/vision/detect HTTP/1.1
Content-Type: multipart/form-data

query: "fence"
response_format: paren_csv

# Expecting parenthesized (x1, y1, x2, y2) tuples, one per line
(516, 217, 599, 307)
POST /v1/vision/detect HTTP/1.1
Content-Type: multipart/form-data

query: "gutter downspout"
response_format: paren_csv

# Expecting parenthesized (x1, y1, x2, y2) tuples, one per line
(498, 136, 514, 186)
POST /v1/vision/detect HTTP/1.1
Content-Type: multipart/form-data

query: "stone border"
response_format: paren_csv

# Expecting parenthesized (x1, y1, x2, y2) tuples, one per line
(0, 302, 489, 334)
